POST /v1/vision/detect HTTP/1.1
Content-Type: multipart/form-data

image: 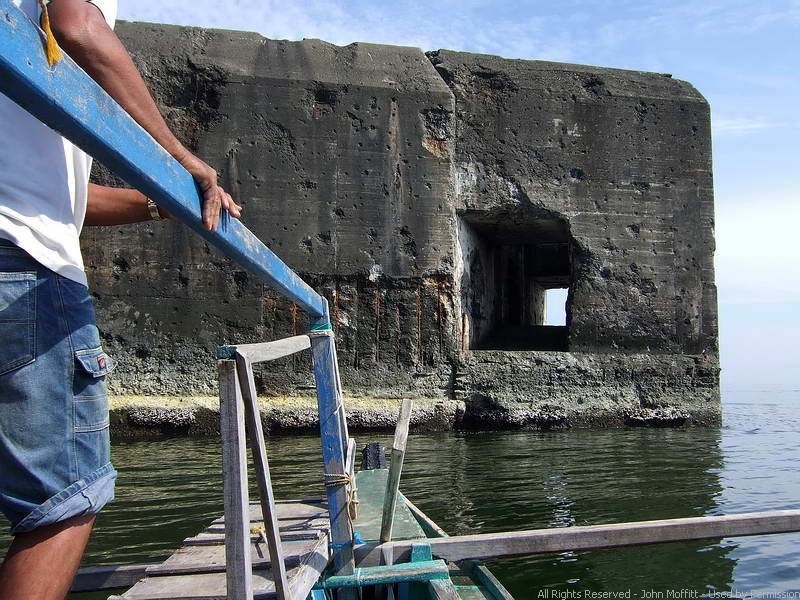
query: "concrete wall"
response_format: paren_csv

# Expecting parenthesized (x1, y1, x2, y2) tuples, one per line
(83, 22, 720, 428)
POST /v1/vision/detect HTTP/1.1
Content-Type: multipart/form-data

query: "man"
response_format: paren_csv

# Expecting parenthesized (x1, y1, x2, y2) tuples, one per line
(0, 1, 241, 597)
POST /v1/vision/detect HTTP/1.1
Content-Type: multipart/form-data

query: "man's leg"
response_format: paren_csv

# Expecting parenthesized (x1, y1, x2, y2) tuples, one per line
(0, 514, 95, 600)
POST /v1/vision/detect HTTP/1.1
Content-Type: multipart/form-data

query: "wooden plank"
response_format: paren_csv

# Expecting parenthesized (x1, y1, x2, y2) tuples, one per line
(210, 503, 327, 525)
(145, 555, 306, 577)
(331, 338, 350, 448)
(202, 522, 326, 535)
(391, 400, 413, 452)
(145, 558, 297, 577)
(71, 564, 153, 593)
(287, 532, 331, 600)
(144, 536, 323, 575)
(206, 518, 328, 532)
(0, 0, 326, 318)
(104, 501, 329, 595)
(236, 354, 291, 599)
(119, 531, 329, 600)
(451, 586, 493, 600)
(380, 399, 414, 545)
(427, 579, 461, 600)
(466, 563, 515, 600)
(345, 437, 358, 521)
(218, 335, 311, 362)
(184, 532, 322, 547)
(310, 328, 356, 585)
(218, 360, 253, 600)
(344, 437, 356, 477)
(351, 470, 425, 543)
(118, 570, 276, 599)
(356, 509, 800, 565)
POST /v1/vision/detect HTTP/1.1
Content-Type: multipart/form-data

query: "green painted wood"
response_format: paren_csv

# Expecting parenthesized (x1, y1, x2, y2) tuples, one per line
(352, 470, 426, 543)
(464, 563, 515, 600)
(316, 560, 449, 589)
(453, 586, 494, 600)
(410, 543, 433, 562)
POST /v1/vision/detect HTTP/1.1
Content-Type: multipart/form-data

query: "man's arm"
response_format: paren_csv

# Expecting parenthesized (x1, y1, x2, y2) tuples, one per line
(84, 184, 168, 226)
(47, 0, 241, 230)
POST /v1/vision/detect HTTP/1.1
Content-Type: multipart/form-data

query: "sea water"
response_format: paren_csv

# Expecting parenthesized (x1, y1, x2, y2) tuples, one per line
(1, 390, 798, 599)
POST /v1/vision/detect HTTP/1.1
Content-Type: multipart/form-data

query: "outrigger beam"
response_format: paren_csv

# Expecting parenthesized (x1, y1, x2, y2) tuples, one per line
(356, 509, 800, 565)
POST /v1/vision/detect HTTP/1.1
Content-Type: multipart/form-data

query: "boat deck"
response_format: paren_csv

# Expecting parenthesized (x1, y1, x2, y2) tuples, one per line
(113, 498, 330, 600)
(351, 469, 513, 600)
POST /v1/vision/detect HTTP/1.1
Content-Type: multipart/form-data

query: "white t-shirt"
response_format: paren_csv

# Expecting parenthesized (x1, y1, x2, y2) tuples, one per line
(0, 0, 118, 286)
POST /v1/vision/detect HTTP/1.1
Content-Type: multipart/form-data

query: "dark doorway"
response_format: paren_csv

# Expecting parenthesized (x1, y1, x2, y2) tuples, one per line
(459, 211, 572, 351)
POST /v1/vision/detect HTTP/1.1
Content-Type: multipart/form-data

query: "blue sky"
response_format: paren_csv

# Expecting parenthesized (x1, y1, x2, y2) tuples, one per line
(118, 1, 799, 390)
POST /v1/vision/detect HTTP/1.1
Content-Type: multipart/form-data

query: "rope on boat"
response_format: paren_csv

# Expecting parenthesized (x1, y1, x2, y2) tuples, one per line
(324, 472, 359, 522)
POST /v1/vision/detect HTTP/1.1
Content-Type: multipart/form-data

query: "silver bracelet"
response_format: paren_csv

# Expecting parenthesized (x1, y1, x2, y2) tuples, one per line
(146, 198, 163, 221)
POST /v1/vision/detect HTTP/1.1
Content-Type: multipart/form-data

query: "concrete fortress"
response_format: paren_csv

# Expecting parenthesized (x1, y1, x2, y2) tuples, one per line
(83, 22, 719, 429)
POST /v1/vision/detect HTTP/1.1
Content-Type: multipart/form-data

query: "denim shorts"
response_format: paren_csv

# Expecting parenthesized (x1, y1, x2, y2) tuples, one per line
(0, 240, 116, 534)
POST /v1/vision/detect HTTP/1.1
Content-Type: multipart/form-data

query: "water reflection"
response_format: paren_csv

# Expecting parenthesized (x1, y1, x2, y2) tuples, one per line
(396, 428, 735, 597)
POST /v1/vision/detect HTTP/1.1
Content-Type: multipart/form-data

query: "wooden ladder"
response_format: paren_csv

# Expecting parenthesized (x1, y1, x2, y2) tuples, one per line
(217, 332, 357, 600)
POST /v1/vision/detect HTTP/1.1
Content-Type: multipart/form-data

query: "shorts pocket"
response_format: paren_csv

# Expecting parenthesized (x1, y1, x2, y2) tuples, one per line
(73, 346, 114, 404)
(73, 347, 113, 476)
(73, 396, 111, 477)
(0, 272, 36, 376)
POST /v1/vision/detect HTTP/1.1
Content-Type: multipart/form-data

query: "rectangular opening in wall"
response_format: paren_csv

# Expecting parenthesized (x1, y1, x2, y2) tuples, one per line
(545, 288, 568, 326)
(459, 210, 571, 352)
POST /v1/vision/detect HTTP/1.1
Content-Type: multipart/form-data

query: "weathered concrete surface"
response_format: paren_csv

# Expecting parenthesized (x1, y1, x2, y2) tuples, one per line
(86, 22, 458, 400)
(432, 51, 717, 355)
(109, 396, 464, 438)
(84, 22, 719, 430)
(431, 51, 719, 426)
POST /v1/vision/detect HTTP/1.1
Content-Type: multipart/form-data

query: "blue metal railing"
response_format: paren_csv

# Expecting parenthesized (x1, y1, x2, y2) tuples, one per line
(0, 0, 326, 319)
(0, 0, 355, 584)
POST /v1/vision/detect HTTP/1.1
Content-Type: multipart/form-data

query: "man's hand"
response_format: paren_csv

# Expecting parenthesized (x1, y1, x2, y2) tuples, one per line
(176, 151, 242, 231)
(47, 0, 240, 231)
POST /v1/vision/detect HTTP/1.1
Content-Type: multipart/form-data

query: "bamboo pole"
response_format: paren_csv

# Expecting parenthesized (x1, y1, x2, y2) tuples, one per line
(317, 560, 448, 589)
(357, 509, 800, 566)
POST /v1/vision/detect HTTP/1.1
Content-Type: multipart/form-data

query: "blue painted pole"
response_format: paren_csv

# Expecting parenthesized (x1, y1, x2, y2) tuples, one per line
(310, 311, 357, 587)
(0, 0, 357, 583)
(0, 0, 326, 318)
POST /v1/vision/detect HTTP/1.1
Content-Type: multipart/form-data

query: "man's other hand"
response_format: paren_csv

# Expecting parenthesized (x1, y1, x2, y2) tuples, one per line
(48, 0, 242, 231)
(177, 152, 242, 231)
